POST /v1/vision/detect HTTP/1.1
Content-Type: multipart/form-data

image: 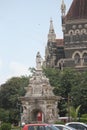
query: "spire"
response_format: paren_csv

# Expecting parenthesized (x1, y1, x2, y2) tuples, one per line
(61, 0, 66, 16)
(61, 0, 66, 32)
(48, 18, 56, 42)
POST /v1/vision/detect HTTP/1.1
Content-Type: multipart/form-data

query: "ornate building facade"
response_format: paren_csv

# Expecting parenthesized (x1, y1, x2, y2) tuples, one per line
(45, 0, 87, 71)
(20, 52, 60, 124)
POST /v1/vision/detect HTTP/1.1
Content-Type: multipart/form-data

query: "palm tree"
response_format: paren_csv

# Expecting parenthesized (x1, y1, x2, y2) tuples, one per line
(70, 105, 81, 121)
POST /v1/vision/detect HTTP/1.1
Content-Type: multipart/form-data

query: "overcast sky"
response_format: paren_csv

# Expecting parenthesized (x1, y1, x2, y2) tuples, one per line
(0, 0, 73, 85)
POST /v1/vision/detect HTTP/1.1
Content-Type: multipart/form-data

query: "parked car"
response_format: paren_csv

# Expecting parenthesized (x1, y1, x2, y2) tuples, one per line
(65, 122, 87, 130)
(53, 124, 76, 130)
(22, 123, 60, 130)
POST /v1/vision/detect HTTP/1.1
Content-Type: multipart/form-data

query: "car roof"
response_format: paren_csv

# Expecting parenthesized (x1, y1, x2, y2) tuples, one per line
(66, 122, 86, 125)
(24, 123, 49, 127)
(53, 124, 65, 126)
(66, 122, 87, 127)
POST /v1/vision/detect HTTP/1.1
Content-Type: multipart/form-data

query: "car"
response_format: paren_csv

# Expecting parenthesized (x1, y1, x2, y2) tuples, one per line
(22, 123, 60, 130)
(53, 124, 76, 130)
(65, 122, 87, 130)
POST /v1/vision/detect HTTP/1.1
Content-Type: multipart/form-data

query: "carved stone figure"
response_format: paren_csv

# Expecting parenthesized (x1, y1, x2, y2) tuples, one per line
(36, 52, 42, 70)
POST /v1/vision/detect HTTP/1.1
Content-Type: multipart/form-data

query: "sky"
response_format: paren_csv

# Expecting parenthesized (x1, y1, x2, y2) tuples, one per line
(0, 0, 73, 85)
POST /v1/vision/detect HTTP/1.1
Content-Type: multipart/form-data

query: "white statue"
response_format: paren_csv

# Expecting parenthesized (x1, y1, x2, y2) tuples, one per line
(36, 52, 42, 70)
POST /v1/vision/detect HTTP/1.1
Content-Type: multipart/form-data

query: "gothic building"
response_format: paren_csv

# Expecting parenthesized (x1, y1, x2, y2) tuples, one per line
(45, 0, 87, 71)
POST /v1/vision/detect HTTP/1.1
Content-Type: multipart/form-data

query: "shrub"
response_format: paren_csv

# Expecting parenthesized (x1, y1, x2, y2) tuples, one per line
(54, 121, 65, 124)
(0, 123, 11, 130)
(80, 114, 87, 123)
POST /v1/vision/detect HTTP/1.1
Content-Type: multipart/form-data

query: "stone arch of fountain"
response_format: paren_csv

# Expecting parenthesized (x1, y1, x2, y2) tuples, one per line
(30, 108, 44, 122)
(20, 52, 60, 124)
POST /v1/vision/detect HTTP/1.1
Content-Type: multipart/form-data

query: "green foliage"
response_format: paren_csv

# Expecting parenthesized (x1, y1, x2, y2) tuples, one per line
(29, 67, 36, 74)
(11, 125, 21, 129)
(43, 67, 60, 87)
(58, 100, 67, 116)
(0, 76, 29, 109)
(80, 118, 87, 123)
(0, 67, 87, 123)
(0, 76, 29, 124)
(0, 108, 9, 122)
(81, 114, 87, 118)
(54, 121, 65, 124)
(57, 69, 77, 97)
(70, 72, 87, 114)
(43, 68, 77, 97)
(43, 67, 87, 116)
(70, 105, 81, 121)
(80, 114, 87, 123)
(0, 123, 11, 130)
(9, 109, 20, 125)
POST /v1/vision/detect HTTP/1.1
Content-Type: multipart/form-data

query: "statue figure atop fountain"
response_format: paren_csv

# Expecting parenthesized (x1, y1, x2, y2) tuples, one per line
(36, 52, 42, 70)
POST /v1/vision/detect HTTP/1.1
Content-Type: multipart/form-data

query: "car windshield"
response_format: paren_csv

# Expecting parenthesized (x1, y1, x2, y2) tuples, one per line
(28, 126, 45, 130)
(54, 125, 76, 130)
(28, 125, 59, 130)
(66, 123, 87, 130)
(66, 126, 76, 130)
(45, 125, 59, 130)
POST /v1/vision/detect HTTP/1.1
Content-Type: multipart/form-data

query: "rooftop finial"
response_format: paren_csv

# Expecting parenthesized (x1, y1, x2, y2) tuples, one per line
(49, 18, 54, 33)
(61, 0, 66, 16)
(48, 18, 56, 42)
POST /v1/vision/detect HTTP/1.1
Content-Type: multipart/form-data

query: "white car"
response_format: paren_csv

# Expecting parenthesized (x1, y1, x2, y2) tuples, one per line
(65, 122, 87, 130)
(53, 124, 76, 130)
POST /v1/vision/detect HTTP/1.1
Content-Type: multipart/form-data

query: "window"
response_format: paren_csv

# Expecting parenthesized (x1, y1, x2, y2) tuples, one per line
(83, 53, 87, 64)
(74, 53, 80, 65)
(81, 29, 86, 34)
(68, 30, 74, 35)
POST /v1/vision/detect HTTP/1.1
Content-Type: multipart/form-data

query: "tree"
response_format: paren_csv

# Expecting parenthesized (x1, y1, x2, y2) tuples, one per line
(43, 67, 61, 88)
(43, 67, 87, 116)
(0, 76, 29, 123)
(43, 68, 78, 116)
(0, 108, 9, 123)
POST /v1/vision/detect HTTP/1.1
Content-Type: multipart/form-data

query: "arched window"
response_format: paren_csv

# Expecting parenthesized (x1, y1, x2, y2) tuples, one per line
(75, 29, 80, 41)
(81, 29, 86, 34)
(74, 53, 80, 65)
(81, 29, 87, 41)
(75, 29, 80, 34)
(68, 30, 74, 42)
(58, 60, 64, 70)
(68, 30, 74, 35)
(83, 53, 87, 64)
